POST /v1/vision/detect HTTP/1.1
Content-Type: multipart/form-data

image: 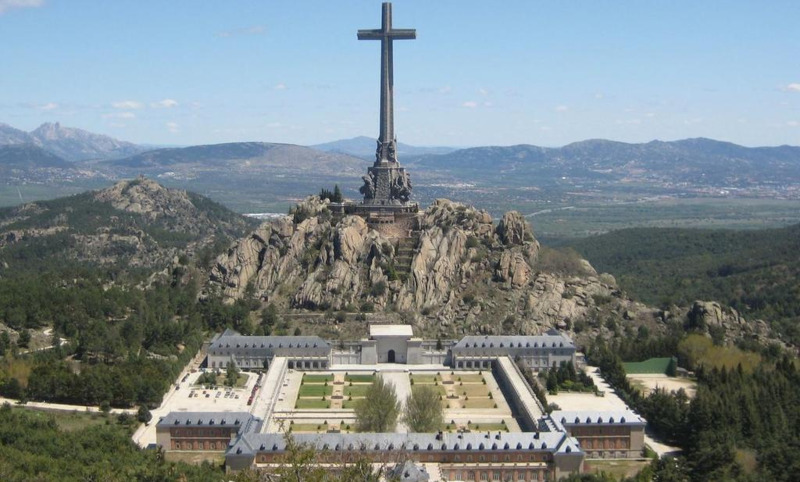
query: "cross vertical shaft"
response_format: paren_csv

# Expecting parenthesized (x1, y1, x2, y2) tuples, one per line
(358, 2, 415, 165)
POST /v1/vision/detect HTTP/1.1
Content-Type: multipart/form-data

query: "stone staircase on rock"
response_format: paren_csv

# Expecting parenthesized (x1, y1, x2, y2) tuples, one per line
(393, 230, 419, 280)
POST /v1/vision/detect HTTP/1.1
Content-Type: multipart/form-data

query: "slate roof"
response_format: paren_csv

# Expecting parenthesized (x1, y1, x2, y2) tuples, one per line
(209, 329, 329, 350)
(551, 410, 646, 427)
(228, 430, 583, 458)
(156, 411, 262, 433)
(452, 332, 575, 350)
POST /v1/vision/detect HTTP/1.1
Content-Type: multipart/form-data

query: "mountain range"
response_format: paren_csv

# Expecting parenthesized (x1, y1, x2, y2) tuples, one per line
(1, 120, 799, 221)
(0, 122, 144, 161)
(312, 135, 457, 158)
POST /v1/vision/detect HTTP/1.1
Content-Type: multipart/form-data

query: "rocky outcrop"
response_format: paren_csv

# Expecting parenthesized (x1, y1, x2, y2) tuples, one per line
(208, 197, 642, 339)
(0, 178, 252, 272)
(95, 176, 195, 220)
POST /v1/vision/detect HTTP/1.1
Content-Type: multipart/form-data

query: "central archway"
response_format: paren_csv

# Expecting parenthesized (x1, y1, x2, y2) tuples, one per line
(387, 349, 396, 363)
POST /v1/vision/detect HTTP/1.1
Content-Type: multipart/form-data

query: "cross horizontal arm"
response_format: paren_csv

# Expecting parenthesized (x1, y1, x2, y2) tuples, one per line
(357, 29, 417, 40)
(357, 29, 384, 40)
(387, 29, 416, 40)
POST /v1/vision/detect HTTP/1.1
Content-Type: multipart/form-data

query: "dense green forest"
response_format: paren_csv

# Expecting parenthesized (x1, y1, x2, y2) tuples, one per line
(0, 185, 257, 408)
(567, 224, 800, 344)
(0, 405, 225, 482)
(583, 330, 800, 482)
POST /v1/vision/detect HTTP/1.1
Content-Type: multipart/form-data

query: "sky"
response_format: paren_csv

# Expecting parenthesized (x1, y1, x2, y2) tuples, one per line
(1, 0, 799, 148)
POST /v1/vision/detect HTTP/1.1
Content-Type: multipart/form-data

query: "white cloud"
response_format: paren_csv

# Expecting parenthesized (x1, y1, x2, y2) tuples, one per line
(266, 122, 283, 128)
(462, 101, 478, 108)
(215, 25, 266, 38)
(787, 120, 799, 127)
(645, 112, 656, 118)
(103, 112, 136, 119)
(483, 101, 493, 107)
(151, 99, 178, 108)
(594, 93, 604, 99)
(37, 102, 58, 111)
(478, 88, 488, 96)
(784, 83, 800, 92)
(112, 100, 143, 110)
(0, 0, 43, 15)
(615, 119, 642, 125)
(555, 105, 569, 112)
(683, 117, 703, 125)
(166, 122, 179, 133)
(438, 85, 452, 94)
(273, 83, 287, 90)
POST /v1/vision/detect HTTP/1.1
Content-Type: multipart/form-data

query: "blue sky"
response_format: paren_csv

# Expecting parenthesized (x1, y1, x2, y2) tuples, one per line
(1, 0, 799, 147)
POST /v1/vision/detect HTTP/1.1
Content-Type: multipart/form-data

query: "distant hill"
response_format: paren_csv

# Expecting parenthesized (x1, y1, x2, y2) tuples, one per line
(0, 177, 256, 272)
(407, 137, 800, 187)
(0, 144, 70, 169)
(0, 121, 144, 161)
(567, 224, 800, 344)
(312, 136, 457, 159)
(107, 141, 366, 174)
(0, 123, 33, 145)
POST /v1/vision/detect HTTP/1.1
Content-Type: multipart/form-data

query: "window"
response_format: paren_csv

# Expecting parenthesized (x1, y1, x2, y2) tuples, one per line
(493, 471, 501, 481)
(480, 473, 488, 481)
(468, 471, 475, 481)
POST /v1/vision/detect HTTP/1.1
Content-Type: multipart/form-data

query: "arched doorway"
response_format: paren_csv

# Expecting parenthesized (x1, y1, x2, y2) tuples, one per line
(387, 349, 396, 363)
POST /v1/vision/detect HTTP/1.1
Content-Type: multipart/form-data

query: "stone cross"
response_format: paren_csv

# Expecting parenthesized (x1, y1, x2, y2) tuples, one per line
(358, 2, 415, 165)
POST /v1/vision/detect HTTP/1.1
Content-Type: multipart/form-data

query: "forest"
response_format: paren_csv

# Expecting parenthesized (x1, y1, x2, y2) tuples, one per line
(584, 331, 800, 482)
(568, 224, 800, 344)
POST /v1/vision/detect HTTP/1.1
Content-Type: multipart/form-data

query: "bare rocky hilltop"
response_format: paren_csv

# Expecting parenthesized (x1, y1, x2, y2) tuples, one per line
(209, 196, 676, 342)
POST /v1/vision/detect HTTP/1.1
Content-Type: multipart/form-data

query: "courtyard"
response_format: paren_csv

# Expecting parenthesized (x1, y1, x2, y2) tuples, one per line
(267, 366, 521, 434)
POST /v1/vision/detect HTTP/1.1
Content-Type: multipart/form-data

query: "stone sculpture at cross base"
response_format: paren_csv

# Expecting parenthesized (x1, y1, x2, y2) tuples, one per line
(360, 160, 413, 205)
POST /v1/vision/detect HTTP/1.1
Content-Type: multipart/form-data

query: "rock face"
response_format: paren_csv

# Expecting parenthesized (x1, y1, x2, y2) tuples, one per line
(209, 197, 641, 338)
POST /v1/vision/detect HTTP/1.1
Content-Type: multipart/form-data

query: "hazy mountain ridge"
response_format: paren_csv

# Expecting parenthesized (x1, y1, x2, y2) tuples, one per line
(0, 144, 70, 169)
(312, 136, 457, 159)
(408, 137, 800, 187)
(0, 121, 145, 162)
(105, 142, 365, 174)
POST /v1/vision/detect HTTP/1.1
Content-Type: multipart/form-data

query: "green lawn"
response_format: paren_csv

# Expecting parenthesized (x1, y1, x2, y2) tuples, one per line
(290, 423, 329, 433)
(295, 399, 331, 409)
(344, 385, 370, 397)
(463, 398, 497, 409)
(623, 358, 673, 375)
(456, 374, 485, 383)
(344, 374, 375, 383)
(342, 400, 361, 409)
(410, 375, 440, 383)
(298, 385, 333, 397)
(302, 374, 334, 383)
(460, 385, 491, 397)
